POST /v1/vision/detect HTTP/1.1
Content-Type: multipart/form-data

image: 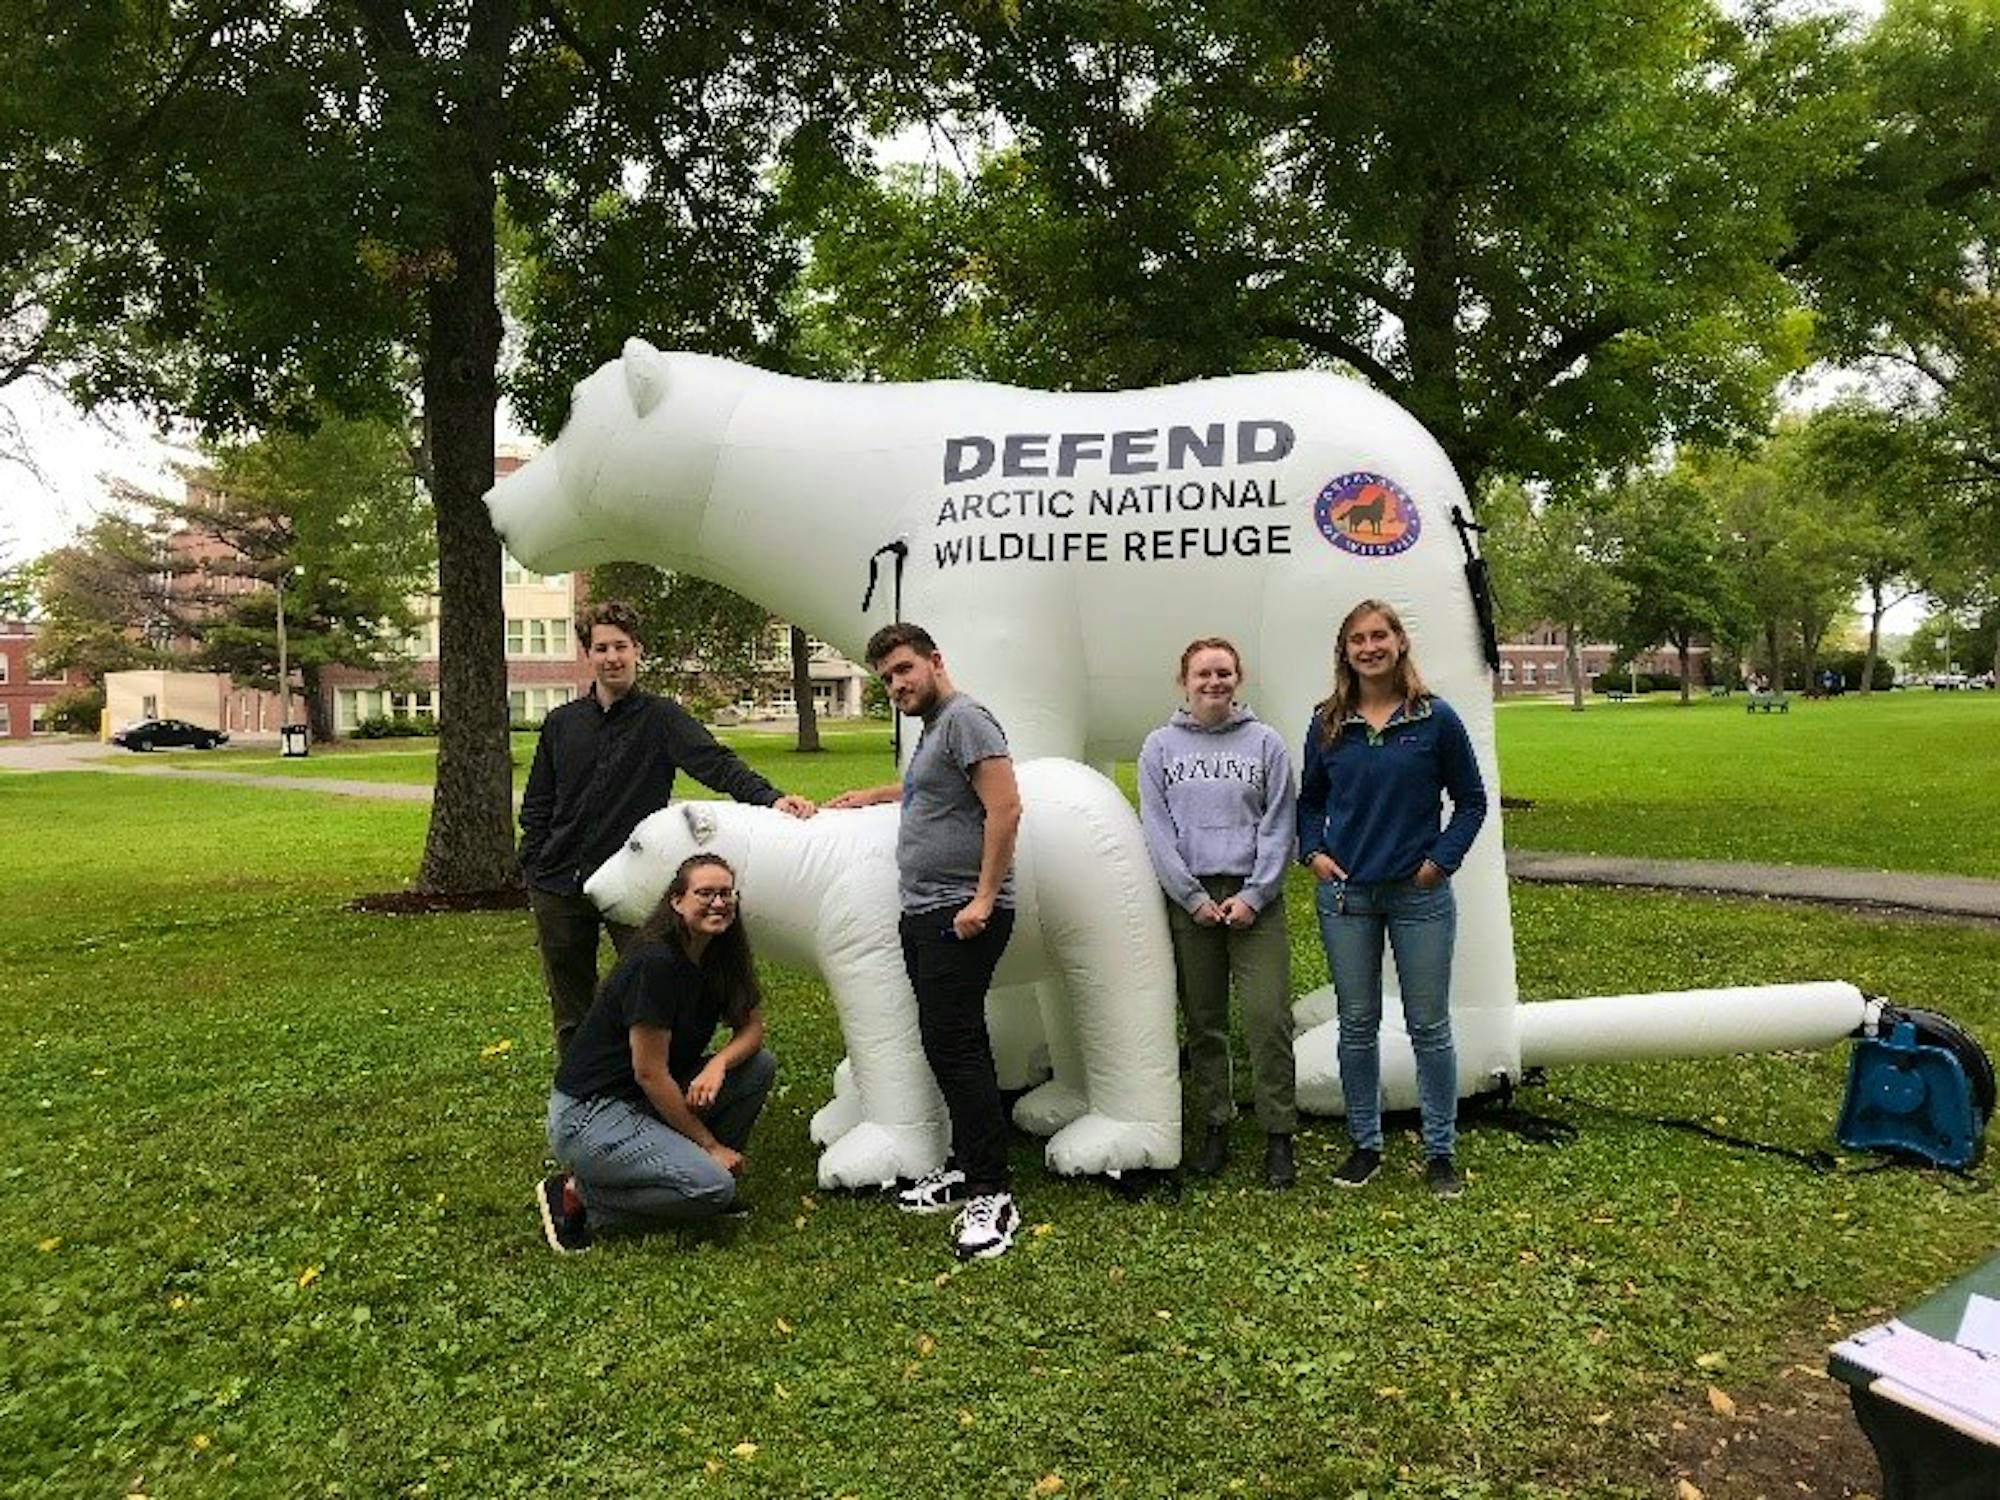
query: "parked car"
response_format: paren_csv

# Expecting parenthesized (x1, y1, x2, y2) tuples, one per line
(1929, 672, 1970, 691)
(111, 718, 230, 751)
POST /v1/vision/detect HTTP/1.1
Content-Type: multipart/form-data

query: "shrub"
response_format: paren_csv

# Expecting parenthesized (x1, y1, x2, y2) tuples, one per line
(42, 686, 105, 734)
(351, 714, 439, 739)
(1589, 671, 1685, 694)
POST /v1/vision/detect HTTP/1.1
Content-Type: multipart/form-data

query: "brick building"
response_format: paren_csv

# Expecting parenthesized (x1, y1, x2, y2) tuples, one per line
(0, 620, 85, 738)
(1496, 624, 1712, 694)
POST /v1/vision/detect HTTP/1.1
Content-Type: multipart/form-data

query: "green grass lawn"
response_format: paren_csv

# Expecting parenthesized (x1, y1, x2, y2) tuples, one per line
(1496, 691, 2000, 877)
(119, 693, 2000, 878)
(8, 772, 2000, 1496)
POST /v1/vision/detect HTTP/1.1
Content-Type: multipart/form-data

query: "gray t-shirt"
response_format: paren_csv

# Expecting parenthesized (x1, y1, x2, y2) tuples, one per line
(897, 692, 1017, 914)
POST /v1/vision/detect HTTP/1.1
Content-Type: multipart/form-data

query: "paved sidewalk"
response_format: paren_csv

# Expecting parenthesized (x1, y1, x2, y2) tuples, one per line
(1507, 848, 2000, 923)
(0, 738, 437, 801)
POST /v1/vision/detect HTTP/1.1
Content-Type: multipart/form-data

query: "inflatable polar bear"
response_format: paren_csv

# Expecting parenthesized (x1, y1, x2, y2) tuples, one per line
(584, 760, 1182, 1186)
(489, 340, 1519, 1112)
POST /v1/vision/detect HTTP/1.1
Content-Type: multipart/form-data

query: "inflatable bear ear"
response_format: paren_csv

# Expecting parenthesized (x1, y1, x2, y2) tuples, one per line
(621, 337, 670, 419)
(682, 803, 717, 846)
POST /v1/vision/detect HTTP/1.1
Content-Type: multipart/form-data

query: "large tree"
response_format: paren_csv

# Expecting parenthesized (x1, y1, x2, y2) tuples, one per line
(1482, 481, 1629, 710)
(164, 418, 435, 739)
(12, 2, 874, 891)
(797, 0, 1858, 497)
(1608, 469, 1743, 704)
(30, 511, 177, 681)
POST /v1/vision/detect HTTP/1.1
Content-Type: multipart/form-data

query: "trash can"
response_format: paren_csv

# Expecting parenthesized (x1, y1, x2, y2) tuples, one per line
(281, 723, 310, 758)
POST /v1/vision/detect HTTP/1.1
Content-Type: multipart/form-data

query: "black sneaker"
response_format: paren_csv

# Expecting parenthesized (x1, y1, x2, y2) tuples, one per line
(1425, 1156, 1465, 1200)
(1332, 1147, 1382, 1189)
(952, 1191, 1021, 1260)
(1189, 1124, 1230, 1178)
(894, 1166, 969, 1215)
(537, 1174, 592, 1254)
(1264, 1133, 1296, 1190)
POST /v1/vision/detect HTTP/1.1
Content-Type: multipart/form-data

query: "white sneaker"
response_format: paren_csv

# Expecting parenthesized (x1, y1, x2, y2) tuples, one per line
(952, 1192, 1020, 1260)
(895, 1166, 968, 1215)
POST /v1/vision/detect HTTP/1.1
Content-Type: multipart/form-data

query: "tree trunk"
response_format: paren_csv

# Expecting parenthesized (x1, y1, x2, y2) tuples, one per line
(1862, 577, 1886, 696)
(790, 624, 822, 752)
(1566, 623, 1585, 711)
(302, 662, 333, 743)
(413, 1, 518, 893)
(1763, 620, 1784, 691)
(1676, 637, 1692, 704)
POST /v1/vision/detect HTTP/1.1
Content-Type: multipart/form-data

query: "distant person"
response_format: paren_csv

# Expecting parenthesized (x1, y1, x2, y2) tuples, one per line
(538, 853, 776, 1253)
(1138, 637, 1299, 1188)
(1297, 599, 1487, 1200)
(520, 599, 814, 1062)
(828, 623, 1023, 1260)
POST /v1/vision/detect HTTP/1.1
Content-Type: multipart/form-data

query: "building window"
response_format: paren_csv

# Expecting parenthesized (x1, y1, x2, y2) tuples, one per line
(508, 686, 572, 725)
(30, 702, 46, 733)
(1500, 663, 1515, 685)
(506, 619, 524, 655)
(0, 704, 10, 735)
(1522, 664, 1537, 686)
(142, 694, 159, 718)
(0, 654, 9, 683)
(502, 554, 568, 589)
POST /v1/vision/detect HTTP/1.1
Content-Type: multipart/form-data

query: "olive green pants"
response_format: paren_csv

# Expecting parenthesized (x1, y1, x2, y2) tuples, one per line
(1168, 875, 1297, 1133)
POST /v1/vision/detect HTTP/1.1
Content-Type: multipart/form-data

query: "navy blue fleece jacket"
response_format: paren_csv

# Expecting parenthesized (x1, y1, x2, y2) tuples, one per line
(1295, 696, 1487, 883)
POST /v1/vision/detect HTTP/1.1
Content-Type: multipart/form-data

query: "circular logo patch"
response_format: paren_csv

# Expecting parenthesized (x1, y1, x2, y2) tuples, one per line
(1313, 472, 1421, 557)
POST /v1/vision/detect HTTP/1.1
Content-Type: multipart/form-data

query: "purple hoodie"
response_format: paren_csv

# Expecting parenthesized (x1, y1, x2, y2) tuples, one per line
(1138, 705, 1298, 914)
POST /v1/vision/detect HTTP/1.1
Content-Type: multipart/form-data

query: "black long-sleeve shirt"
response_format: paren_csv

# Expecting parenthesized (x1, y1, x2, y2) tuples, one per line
(519, 689, 782, 894)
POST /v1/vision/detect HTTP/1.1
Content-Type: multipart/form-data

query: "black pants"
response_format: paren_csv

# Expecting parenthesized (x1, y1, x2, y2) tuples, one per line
(900, 907, 1016, 1195)
(529, 886, 638, 1063)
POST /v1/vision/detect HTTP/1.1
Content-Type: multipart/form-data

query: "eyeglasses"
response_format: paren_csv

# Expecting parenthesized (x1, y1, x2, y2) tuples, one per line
(687, 888, 738, 907)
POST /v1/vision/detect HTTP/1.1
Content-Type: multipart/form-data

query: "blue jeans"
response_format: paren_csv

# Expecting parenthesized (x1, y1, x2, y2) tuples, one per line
(547, 1048, 778, 1234)
(1313, 877, 1458, 1158)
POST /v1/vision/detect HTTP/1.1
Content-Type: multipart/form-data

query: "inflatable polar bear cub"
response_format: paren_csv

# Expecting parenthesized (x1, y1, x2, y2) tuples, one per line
(582, 759, 1183, 1188)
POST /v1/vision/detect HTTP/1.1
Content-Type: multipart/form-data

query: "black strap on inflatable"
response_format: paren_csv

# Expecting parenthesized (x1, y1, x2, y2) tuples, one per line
(861, 539, 908, 617)
(862, 539, 909, 758)
(1450, 505, 1502, 673)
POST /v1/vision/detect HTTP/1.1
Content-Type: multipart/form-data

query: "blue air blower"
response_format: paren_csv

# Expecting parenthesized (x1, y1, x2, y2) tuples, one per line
(1837, 1007, 1995, 1169)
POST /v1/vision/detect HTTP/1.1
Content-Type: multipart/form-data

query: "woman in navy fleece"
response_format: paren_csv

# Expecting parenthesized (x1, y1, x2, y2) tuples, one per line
(1297, 600, 1486, 1199)
(1139, 637, 1299, 1188)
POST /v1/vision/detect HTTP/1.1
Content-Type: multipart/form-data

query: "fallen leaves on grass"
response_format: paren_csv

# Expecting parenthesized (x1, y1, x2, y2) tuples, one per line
(479, 1038, 513, 1059)
(1706, 1386, 1737, 1418)
(296, 1265, 321, 1289)
(1029, 1477, 1063, 1497)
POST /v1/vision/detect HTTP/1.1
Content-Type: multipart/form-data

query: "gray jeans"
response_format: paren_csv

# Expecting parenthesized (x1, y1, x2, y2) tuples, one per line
(547, 1048, 778, 1233)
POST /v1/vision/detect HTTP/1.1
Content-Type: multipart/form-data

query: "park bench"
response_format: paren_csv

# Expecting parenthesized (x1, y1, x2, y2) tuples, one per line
(1708, 684, 1732, 698)
(1830, 1250, 2000, 1497)
(1604, 689, 1631, 703)
(1746, 691, 1790, 714)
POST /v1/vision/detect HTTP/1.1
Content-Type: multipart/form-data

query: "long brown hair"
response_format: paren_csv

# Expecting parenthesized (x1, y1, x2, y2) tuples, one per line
(617, 853, 762, 1027)
(1314, 598, 1431, 749)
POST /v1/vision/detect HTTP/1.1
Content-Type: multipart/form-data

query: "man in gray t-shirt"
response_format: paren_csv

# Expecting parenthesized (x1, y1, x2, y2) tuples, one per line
(828, 623, 1024, 1262)
(897, 691, 1018, 915)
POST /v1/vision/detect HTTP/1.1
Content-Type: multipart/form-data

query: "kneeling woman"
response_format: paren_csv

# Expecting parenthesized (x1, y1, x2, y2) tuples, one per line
(538, 853, 777, 1253)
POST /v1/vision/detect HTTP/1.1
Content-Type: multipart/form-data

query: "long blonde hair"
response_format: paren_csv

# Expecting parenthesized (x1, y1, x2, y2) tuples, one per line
(1314, 599, 1430, 749)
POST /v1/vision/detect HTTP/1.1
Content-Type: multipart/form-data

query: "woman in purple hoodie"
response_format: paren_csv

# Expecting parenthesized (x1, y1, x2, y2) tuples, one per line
(1139, 638, 1300, 1188)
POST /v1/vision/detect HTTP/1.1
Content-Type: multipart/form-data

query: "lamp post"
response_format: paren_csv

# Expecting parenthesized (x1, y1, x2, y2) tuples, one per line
(274, 563, 304, 743)
(276, 568, 291, 731)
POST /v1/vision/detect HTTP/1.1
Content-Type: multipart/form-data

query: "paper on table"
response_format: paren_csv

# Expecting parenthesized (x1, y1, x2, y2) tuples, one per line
(1832, 1320, 2000, 1432)
(1958, 1294, 2000, 1359)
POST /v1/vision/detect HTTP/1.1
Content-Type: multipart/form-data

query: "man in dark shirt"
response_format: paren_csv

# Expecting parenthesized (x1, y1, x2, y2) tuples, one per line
(520, 599, 814, 1059)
